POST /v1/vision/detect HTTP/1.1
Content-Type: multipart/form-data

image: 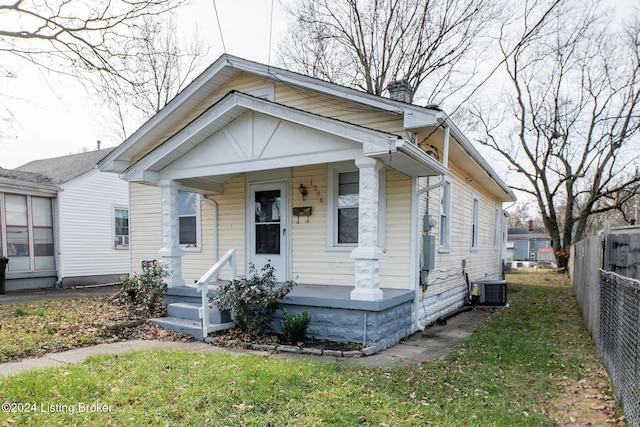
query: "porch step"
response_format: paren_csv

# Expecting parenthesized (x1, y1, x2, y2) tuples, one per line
(150, 316, 205, 340)
(166, 302, 233, 326)
(162, 285, 223, 305)
(150, 315, 235, 341)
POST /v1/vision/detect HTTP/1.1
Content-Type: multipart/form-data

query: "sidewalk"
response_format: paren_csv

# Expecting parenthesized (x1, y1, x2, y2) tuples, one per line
(0, 285, 492, 374)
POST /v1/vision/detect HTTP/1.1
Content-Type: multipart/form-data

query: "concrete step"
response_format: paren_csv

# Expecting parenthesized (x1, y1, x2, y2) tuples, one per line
(167, 302, 201, 321)
(150, 316, 205, 340)
(166, 301, 232, 324)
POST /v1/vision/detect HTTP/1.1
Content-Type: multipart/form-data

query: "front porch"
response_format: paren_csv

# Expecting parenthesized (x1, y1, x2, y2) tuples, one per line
(155, 281, 414, 351)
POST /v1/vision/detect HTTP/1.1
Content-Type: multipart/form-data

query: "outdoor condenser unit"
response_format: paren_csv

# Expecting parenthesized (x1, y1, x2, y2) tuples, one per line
(471, 280, 507, 306)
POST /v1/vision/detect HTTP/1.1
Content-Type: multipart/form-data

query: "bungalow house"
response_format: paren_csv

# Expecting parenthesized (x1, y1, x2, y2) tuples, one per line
(99, 54, 515, 349)
(0, 149, 130, 290)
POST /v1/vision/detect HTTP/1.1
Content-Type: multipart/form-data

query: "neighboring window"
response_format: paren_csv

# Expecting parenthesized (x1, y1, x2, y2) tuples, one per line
(493, 205, 500, 250)
(337, 171, 359, 244)
(439, 181, 451, 250)
(32, 197, 54, 270)
(5, 194, 30, 272)
(471, 193, 479, 251)
(114, 208, 129, 248)
(178, 191, 200, 248)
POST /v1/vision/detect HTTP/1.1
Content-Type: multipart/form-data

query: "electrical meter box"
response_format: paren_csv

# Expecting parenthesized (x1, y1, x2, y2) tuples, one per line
(422, 235, 435, 271)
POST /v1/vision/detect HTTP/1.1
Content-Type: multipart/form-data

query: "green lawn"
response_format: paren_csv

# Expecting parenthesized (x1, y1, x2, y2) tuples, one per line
(0, 273, 622, 426)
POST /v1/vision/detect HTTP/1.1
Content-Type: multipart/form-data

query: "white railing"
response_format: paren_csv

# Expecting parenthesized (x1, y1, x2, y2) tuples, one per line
(195, 248, 238, 338)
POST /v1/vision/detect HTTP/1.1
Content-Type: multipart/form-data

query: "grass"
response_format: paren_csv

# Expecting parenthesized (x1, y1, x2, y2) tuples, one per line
(0, 273, 622, 426)
(0, 297, 124, 362)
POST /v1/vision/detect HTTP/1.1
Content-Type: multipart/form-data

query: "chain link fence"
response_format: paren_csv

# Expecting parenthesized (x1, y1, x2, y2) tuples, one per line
(599, 270, 640, 427)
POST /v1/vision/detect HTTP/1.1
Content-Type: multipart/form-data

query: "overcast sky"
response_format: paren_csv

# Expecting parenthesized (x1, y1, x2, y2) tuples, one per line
(0, 0, 291, 169)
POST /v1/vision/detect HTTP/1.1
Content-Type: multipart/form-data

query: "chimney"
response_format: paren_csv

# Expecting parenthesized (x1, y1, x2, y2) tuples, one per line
(528, 220, 534, 231)
(97, 140, 101, 150)
(386, 80, 413, 103)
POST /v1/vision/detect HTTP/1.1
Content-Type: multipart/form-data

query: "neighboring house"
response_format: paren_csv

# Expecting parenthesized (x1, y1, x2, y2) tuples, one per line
(99, 54, 515, 349)
(14, 149, 130, 287)
(0, 168, 59, 290)
(507, 223, 552, 262)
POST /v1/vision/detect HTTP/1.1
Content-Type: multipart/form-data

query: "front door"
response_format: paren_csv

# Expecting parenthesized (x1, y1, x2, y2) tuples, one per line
(248, 182, 289, 282)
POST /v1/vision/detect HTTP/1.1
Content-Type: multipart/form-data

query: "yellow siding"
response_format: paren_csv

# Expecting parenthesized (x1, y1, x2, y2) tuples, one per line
(424, 163, 504, 297)
(130, 183, 162, 274)
(129, 183, 217, 283)
(379, 170, 412, 289)
(291, 165, 355, 285)
(209, 175, 246, 280)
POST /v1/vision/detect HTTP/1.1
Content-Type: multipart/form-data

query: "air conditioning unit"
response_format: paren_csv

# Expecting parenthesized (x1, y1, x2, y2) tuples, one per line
(471, 280, 507, 306)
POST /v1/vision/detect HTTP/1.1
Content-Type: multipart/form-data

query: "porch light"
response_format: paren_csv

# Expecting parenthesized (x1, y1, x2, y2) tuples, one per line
(298, 183, 308, 200)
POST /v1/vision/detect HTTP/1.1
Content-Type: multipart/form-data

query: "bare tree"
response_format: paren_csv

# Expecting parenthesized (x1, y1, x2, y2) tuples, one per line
(101, 16, 208, 138)
(0, 0, 185, 79)
(278, 0, 497, 104)
(471, 0, 640, 269)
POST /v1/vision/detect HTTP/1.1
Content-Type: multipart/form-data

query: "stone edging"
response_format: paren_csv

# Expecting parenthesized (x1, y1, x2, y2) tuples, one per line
(204, 337, 378, 358)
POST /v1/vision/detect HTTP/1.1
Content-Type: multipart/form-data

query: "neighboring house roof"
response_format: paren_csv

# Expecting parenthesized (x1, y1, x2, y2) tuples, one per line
(508, 227, 551, 241)
(16, 148, 114, 184)
(99, 54, 515, 202)
(0, 167, 59, 194)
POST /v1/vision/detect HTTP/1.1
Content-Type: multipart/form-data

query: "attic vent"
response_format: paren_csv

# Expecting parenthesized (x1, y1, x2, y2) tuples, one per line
(386, 80, 413, 103)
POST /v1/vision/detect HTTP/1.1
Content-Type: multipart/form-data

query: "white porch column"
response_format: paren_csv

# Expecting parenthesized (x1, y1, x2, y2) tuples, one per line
(350, 157, 384, 301)
(158, 180, 185, 288)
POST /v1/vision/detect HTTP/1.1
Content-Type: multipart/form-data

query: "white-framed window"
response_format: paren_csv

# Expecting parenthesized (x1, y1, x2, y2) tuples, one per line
(471, 192, 479, 251)
(439, 180, 452, 251)
(178, 191, 201, 249)
(493, 205, 500, 250)
(326, 162, 386, 251)
(1, 193, 55, 272)
(114, 208, 129, 248)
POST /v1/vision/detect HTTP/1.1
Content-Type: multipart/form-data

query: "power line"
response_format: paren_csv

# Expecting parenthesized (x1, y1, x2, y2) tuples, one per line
(212, 0, 226, 54)
(268, 0, 274, 66)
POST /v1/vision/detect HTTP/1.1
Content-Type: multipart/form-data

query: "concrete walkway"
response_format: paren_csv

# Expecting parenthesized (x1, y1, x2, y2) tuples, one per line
(0, 286, 493, 375)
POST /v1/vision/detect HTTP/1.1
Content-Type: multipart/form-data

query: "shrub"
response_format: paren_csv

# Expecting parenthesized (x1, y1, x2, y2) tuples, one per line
(122, 262, 167, 308)
(210, 263, 294, 334)
(282, 309, 310, 344)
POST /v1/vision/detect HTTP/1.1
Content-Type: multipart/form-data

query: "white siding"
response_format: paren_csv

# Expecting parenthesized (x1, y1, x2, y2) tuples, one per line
(57, 169, 129, 279)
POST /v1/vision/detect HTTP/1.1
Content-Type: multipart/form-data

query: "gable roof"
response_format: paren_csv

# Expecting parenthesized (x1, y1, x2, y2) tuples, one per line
(99, 54, 515, 202)
(17, 148, 114, 184)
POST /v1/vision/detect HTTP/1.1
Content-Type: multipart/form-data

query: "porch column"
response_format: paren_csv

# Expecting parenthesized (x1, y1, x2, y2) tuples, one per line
(158, 179, 185, 288)
(350, 157, 384, 301)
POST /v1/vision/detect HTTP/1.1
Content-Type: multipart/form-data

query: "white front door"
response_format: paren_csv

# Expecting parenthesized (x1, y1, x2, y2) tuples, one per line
(248, 181, 289, 282)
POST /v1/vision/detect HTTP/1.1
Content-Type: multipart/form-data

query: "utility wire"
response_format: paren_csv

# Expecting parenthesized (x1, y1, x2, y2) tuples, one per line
(212, 0, 227, 54)
(268, 0, 274, 66)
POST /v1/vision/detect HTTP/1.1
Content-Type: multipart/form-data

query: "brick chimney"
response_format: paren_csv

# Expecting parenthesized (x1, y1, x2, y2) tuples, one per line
(386, 80, 413, 103)
(528, 220, 534, 231)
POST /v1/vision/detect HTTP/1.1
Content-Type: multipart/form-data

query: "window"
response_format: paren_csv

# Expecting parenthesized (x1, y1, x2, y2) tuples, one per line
(471, 193, 479, 251)
(326, 162, 386, 250)
(178, 191, 200, 248)
(114, 208, 129, 248)
(439, 181, 451, 251)
(337, 171, 359, 244)
(1, 194, 55, 272)
(32, 197, 54, 270)
(5, 195, 29, 272)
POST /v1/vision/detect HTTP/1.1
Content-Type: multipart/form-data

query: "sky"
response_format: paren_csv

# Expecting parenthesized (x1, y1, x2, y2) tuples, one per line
(0, 0, 292, 169)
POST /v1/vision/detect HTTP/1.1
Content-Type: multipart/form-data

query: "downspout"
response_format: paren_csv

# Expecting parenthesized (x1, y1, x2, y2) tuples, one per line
(413, 124, 450, 331)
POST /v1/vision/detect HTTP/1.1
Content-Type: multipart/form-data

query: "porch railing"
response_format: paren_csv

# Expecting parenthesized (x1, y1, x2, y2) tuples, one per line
(195, 248, 238, 339)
